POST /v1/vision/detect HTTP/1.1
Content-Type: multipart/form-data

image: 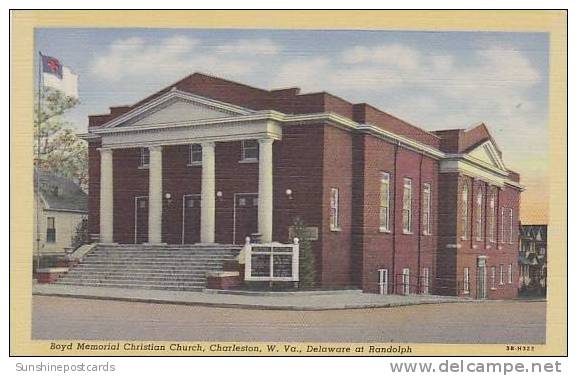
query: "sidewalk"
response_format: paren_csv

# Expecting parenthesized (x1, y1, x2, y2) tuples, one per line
(33, 284, 470, 310)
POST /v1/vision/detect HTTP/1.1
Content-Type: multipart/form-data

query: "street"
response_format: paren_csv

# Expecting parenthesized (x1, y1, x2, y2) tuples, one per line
(32, 296, 545, 344)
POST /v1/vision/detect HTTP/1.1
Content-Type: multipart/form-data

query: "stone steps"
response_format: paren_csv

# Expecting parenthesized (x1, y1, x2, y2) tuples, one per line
(54, 244, 240, 291)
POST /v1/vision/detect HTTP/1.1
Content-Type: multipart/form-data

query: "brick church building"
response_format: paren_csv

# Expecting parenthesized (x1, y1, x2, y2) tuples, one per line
(82, 73, 523, 299)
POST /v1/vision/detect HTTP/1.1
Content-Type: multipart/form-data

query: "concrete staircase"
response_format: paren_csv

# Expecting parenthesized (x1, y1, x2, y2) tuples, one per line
(54, 244, 241, 291)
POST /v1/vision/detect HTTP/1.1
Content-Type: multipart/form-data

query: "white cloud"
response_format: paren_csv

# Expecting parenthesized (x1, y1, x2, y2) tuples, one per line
(216, 38, 280, 55)
(342, 44, 421, 70)
(272, 57, 329, 91)
(92, 36, 201, 81)
(91, 36, 280, 83)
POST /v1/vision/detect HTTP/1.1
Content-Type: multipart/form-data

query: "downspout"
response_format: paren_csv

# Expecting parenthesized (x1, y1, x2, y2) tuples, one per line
(417, 152, 424, 293)
(392, 141, 400, 293)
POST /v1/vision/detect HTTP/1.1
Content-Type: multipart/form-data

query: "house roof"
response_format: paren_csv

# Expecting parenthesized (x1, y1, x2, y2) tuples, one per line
(520, 225, 548, 242)
(35, 170, 87, 212)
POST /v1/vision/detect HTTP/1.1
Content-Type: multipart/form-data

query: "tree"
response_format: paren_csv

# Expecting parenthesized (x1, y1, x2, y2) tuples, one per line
(291, 217, 316, 288)
(70, 217, 89, 250)
(34, 87, 87, 190)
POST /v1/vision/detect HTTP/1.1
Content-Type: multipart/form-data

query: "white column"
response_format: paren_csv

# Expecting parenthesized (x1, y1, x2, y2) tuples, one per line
(148, 145, 163, 244)
(99, 148, 114, 243)
(258, 138, 274, 243)
(200, 142, 216, 243)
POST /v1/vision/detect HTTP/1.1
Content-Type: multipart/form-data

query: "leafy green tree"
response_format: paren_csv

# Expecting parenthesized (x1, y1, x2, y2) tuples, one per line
(34, 87, 87, 190)
(291, 217, 316, 288)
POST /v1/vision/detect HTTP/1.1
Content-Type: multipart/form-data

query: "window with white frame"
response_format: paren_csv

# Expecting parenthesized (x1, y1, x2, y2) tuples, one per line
(402, 268, 410, 295)
(188, 144, 202, 165)
(422, 183, 431, 235)
(46, 216, 56, 243)
(501, 207, 514, 244)
(330, 188, 340, 231)
(475, 190, 483, 240)
(378, 269, 388, 295)
(139, 147, 150, 168)
(402, 178, 412, 233)
(241, 140, 259, 161)
(421, 267, 430, 294)
(488, 190, 496, 242)
(463, 267, 470, 294)
(508, 208, 514, 244)
(508, 263, 513, 284)
(461, 183, 469, 239)
(499, 264, 504, 285)
(379, 172, 391, 231)
(501, 207, 506, 243)
(490, 266, 496, 289)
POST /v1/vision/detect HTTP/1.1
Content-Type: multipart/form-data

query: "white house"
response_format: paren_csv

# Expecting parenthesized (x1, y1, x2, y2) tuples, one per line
(34, 170, 87, 256)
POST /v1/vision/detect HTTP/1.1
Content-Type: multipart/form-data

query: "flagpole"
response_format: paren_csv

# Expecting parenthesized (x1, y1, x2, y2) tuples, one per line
(35, 51, 42, 275)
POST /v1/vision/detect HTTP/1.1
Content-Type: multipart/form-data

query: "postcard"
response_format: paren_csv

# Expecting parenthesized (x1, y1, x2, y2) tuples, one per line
(10, 10, 567, 356)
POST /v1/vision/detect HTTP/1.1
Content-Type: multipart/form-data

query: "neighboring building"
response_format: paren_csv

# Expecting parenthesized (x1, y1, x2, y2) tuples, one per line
(34, 170, 88, 257)
(519, 224, 547, 296)
(81, 73, 523, 298)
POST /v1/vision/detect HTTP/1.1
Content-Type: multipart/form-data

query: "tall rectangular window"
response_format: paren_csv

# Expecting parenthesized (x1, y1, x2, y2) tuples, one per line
(422, 183, 431, 235)
(475, 190, 483, 240)
(488, 190, 496, 242)
(463, 267, 470, 294)
(402, 178, 412, 233)
(241, 140, 259, 161)
(491, 266, 496, 289)
(378, 269, 388, 295)
(508, 208, 514, 244)
(461, 183, 469, 239)
(501, 207, 514, 243)
(421, 267, 430, 294)
(499, 264, 505, 285)
(188, 144, 202, 165)
(501, 207, 506, 243)
(330, 188, 340, 231)
(402, 268, 410, 295)
(46, 217, 56, 243)
(139, 147, 150, 168)
(508, 263, 513, 284)
(379, 172, 390, 231)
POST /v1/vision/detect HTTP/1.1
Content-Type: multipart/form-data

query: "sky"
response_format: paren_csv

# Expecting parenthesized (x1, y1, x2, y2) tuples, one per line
(35, 28, 550, 224)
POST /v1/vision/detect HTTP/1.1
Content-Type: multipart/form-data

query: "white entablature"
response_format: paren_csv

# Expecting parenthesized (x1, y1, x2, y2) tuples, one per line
(440, 140, 523, 190)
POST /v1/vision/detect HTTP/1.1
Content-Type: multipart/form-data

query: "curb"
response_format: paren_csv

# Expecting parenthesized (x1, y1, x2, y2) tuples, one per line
(32, 291, 473, 311)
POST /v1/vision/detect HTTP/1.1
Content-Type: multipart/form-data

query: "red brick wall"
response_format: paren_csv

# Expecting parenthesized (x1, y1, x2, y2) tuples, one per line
(320, 126, 353, 287)
(351, 134, 439, 293)
(272, 124, 324, 273)
(112, 148, 149, 244)
(439, 173, 521, 299)
(161, 144, 202, 245)
(435, 172, 459, 295)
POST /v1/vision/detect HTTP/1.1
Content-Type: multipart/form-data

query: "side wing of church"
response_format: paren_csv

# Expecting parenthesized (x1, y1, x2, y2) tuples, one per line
(80, 73, 523, 298)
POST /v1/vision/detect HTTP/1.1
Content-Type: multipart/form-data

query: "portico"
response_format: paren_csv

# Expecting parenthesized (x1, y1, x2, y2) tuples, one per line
(90, 89, 282, 245)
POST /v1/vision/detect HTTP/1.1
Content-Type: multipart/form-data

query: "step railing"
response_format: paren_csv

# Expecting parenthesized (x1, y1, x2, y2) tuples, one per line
(243, 237, 299, 282)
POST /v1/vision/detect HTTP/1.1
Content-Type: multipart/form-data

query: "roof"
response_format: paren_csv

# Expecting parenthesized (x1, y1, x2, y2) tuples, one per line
(35, 169, 87, 212)
(520, 225, 548, 242)
(88, 72, 441, 148)
(432, 123, 502, 156)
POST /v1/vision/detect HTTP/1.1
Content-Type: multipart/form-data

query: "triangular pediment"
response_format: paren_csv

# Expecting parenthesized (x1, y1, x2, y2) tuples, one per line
(467, 140, 507, 171)
(101, 89, 254, 129)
